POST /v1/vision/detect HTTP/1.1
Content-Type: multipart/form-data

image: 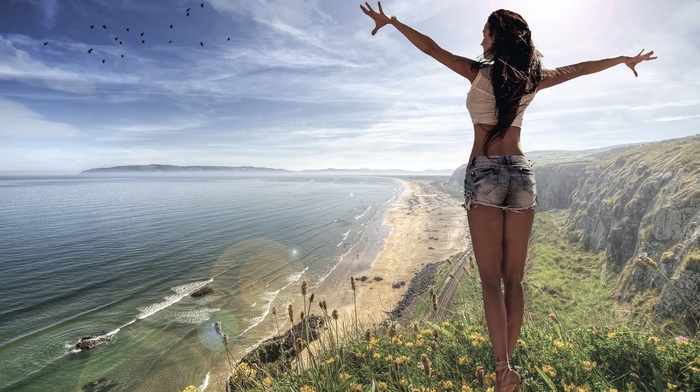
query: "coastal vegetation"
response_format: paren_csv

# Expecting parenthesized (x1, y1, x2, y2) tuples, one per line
(178, 209, 698, 391)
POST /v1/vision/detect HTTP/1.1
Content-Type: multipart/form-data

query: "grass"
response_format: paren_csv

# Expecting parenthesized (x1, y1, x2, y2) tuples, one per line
(181, 210, 700, 392)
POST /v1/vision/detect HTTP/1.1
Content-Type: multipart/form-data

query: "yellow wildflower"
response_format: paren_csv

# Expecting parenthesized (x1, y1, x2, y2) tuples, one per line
(607, 389, 618, 392)
(468, 332, 487, 347)
(581, 361, 597, 372)
(325, 357, 335, 365)
(460, 384, 473, 392)
(437, 380, 455, 390)
(400, 378, 409, 387)
(373, 352, 382, 359)
(405, 341, 415, 348)
(647, 336, 660, 343)
(338, 373, 351, 381)
(541, 364, 557, 378)
(458, 355, 468, 365)
(667, 383, 679, 390)
(181, 386, 199, 392)
(262, 377, 272, 388)
(377, 381, 388, 391)
(656, 345, 667, 353)
(299, 386, 316, 392)
(607, 331, 617, 339)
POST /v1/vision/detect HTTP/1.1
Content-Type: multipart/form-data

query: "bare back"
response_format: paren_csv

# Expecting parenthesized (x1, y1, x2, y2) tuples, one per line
(470, 124, 524, 157)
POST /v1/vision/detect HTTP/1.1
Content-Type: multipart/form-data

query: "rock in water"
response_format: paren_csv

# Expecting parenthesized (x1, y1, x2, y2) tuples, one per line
(191, 287, 214, 297)
(74, 330, 114, 351)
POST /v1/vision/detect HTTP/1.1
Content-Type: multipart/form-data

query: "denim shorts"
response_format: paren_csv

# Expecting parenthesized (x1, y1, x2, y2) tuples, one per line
(463, 155, 537, 212)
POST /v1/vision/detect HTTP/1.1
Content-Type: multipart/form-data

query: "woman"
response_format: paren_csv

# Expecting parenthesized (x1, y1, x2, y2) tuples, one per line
(361, 3, 655, 391)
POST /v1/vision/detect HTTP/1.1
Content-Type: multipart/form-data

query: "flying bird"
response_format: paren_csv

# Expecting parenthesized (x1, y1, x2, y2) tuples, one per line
(121, 54, 124, 58)
(90, 25, 94, 29)
(141, 40, 145, 44)
(186, 12, 190, 16)
(168, 40, 173, 43)
(140, 32, 144, 36)
(227, 37, 230, 41)
(88, 48, 93, 53)
(119, 41, 122, 44)
(114, 37, 118, 41)
(43, 42, 48, 45)
(200, 41, 204, 46)
(201, 3, 204, 7)
(102, 59, 106, 63)
(126, 28, 130, 31)
(170, 24, 173, 28)
(102, 25, 107, 29)
(186, 7, 190, 12)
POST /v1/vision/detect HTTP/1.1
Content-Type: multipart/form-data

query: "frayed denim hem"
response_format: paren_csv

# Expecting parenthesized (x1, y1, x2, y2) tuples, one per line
(462, 201, 537, 213)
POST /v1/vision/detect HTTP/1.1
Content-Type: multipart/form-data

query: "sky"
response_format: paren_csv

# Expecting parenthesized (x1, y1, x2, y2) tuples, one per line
(0, 0, 699, 174)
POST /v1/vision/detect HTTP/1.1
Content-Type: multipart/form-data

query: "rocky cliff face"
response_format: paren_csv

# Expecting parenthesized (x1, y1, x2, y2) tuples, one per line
(568, 136, 700, 319)
(449, 136, 700, 321)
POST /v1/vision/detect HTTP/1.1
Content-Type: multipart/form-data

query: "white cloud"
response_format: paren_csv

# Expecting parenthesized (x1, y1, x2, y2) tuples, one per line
(0, 97, 82, 138)
(0, 36, 94, 93)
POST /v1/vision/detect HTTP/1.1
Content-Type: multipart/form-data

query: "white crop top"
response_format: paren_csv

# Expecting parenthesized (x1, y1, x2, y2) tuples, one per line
(466, 66, 536, 127)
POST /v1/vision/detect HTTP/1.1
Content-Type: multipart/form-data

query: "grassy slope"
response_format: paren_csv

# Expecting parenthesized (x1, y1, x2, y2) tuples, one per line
(217, 209, 699, 392)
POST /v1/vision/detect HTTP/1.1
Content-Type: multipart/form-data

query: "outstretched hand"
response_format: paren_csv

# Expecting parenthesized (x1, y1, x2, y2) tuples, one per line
(625, 49, 657, 77)
(360, 1, 393, 36)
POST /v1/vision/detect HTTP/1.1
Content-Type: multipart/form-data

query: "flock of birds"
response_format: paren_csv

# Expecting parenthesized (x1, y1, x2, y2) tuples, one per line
(42, 2, 231, 64)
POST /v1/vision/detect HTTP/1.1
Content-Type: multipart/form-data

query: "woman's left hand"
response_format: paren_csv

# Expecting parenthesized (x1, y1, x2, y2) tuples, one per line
(360, 2, 393, 36)
(625, 49, 657, 77)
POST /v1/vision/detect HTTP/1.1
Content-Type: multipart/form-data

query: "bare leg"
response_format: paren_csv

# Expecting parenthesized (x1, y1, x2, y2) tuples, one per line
(469, 206, 534, 391)
(467, 206, 508, 363)
(502, 208, 535, 359)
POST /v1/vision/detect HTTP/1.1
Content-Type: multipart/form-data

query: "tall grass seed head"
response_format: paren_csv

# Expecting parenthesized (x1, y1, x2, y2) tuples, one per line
(332, 309, 339, 320)
(309, 292, 314, 303)
(421, 353, 432, 377)
(301, 280, 308, 295)
(351, 276, 356, 291)
(214, 321, 222, 334)
(288, 304, 294, 324)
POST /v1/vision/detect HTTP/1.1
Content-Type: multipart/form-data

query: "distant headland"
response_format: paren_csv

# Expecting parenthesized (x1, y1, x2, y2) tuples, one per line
(79, 164, 453, 176)
(80, 164, 288, 174)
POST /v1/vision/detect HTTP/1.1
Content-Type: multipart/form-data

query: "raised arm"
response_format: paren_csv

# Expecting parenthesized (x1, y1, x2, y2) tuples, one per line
(360, 2, 478, 82)
(538, 49, 657, 90)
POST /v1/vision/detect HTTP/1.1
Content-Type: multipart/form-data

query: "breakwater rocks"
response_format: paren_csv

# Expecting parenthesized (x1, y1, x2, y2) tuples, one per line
(239, 315, 324, 369)
(390, 261, 442, 319)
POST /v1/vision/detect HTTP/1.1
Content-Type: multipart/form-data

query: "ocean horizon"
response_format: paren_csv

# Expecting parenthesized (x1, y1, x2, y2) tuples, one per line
(0, 173, 405, 391)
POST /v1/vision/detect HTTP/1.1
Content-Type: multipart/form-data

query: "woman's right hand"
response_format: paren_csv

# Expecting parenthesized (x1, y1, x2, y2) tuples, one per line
(360, 2, 393, 36)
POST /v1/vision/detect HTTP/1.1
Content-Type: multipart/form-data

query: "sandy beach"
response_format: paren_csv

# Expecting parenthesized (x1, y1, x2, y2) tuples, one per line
(299, 177, 471, 327)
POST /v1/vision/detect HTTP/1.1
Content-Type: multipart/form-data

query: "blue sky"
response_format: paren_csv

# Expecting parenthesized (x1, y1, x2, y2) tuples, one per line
(1, 0, 698, 174)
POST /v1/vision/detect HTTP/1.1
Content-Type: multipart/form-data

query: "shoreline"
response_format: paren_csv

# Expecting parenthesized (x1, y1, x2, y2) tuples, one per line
(311, 178, 470, 325)
(214, 177, 471, 387)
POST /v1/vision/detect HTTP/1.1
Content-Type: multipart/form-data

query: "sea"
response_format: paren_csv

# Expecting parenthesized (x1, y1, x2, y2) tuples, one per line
(0, 173, 405, 392)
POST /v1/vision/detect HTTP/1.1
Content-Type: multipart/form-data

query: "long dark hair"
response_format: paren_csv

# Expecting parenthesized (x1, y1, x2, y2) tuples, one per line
(473, 9, 543, 155)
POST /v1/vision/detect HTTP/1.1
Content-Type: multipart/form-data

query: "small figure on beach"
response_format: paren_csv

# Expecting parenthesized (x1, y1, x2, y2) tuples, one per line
(361, 3, 655, 391)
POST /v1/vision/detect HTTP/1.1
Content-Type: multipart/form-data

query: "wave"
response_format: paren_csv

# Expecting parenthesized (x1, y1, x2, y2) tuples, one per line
(337, 229, 352, 247)
(199, 372, 210, 391)
(237, 290, 280, 337)
(170, 308, 221, 324)
(136, 279, 213, 320)
(354, 206, 372, 220)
